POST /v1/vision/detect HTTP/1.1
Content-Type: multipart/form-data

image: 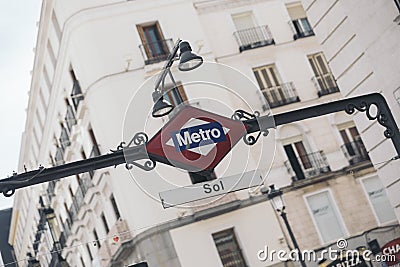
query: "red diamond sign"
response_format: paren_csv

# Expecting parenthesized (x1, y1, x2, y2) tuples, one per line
(146, 106, 248, 172)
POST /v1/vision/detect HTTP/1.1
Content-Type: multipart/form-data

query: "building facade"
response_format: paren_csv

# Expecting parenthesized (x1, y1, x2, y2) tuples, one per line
(299, 0, 400, 220)
(8, 0, 398, 267)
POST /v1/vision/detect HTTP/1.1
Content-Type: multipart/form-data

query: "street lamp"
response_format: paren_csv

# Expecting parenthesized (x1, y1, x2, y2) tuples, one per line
(263, 184, 307, 267)
(152, 39, 203, 117)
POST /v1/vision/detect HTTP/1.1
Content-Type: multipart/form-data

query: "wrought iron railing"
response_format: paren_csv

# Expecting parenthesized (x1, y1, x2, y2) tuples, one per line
(312, 72, 339, 97)
(65, 104, 76, 133)
(218, 250, 248, 267)
(71, 80, 84, 110)
(139, 38, 174, 65)
(233, 25, 274, 52)
(285, 151, 331, 181)
(260, 82, 300, 108)
(341, 140, 370, 165)
(289, 19, 315, 40)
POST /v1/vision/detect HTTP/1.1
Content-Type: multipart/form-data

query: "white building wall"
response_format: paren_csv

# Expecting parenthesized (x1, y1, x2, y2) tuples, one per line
(300, 0, 400, 220)
(8, 0, 392, 266)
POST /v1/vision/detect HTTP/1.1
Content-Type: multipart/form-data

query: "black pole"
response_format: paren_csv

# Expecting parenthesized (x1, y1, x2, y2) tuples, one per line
(280, 211, 307, 267)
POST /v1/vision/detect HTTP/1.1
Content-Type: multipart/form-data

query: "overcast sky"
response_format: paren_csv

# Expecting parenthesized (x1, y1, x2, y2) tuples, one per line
(0, 1, 42, 209)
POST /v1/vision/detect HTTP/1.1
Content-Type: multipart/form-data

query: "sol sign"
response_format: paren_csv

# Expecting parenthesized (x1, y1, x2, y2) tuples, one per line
(382, 238, 400, 266)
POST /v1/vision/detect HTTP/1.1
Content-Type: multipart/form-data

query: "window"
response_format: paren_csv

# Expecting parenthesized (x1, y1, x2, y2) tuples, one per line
(232, 12, 255, 31)
(163, 83, 188, 107)
(101, 213, 109, 234)
(308, 52, 339, 96)
(93, 229, 101, 248)
(110, 194, 121, 220)
(361, 176, 396, 224)
(212, 228, 247, 267)
(305, 190, 347, 243)
(59, 123, 71, 151)
(70, 66, 84, 110)
(287, 3, 314, 39)
(55, 146, 64, 166)
(232, 12, 274, 52)
(338, 125, 369, 164)
(137, 22, 170, 64)
(65, 100, 77, 133)
(253, 64, 299, 108)
(80, 257, 86, 267)
(88, 128, 100, 157)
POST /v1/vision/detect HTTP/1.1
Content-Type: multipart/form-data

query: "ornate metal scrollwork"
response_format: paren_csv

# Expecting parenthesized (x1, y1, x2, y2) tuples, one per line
(232, 109, 269, 145)
(110, 132, 156, 171)
(125, 159, 156, 171)
(345, 101, 395, 138)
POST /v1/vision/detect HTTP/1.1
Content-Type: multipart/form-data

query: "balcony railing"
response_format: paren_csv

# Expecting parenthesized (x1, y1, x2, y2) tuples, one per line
(289, 19, 315, 40)
(233, 25, 274, 52)
(341, 140, 370, 165)
(139, 38, 174, 65)
(260, 82, 300, 108)
(312, 72, 339, 97)
(218, 250, 248, 267)
(285, 151, 331, 181)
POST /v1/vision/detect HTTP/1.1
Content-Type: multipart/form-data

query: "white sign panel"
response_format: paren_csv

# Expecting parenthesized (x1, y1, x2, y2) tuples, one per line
(159, 170, 263, 208)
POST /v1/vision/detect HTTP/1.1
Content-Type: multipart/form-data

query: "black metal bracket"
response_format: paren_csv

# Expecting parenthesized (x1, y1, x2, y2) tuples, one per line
(232, 110, 270, 145)
(0, 93, 398, 197)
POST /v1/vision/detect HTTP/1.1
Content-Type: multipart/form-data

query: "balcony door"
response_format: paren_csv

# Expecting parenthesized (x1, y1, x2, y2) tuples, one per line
(284, 141, 311, 180)
(308, 52, 337, 94)
(254, 65, 285, 105)
(339, 126, 360, 156)
(232, 12, 255, 31)
(137, 22, 167, 60)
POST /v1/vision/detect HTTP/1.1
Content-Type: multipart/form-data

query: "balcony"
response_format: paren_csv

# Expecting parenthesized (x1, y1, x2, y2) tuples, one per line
(65, 104, 76, 133)
(285, 151, 331, 181)
(341, 140, 370, 165)
(98, 219, 133, 266)
(260, 82, 300, 108)
(233, 25, 274, 52)
(71, 80, 84, 110)
(139, 38, 174, 65)
(290, 18, 315, 40)
(312, 72, 339, 97)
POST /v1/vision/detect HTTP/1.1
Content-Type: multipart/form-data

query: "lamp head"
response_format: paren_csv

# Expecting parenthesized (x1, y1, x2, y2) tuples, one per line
(152, 91, 174, 118)
(178, 41, 203, 71)
(267, 184, 285, 211)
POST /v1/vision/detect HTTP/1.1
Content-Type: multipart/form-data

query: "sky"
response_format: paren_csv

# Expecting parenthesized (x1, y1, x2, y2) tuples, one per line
(0, 1, 42, 209)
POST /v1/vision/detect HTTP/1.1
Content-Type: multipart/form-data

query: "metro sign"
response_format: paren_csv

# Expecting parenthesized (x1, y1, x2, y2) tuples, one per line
(146, 106, 247, 171)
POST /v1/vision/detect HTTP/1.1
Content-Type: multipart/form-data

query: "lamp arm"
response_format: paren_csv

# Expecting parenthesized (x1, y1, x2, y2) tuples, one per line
(154, 39, 181, 92)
